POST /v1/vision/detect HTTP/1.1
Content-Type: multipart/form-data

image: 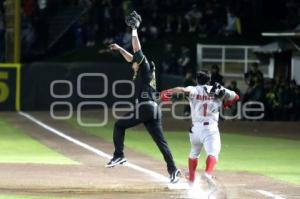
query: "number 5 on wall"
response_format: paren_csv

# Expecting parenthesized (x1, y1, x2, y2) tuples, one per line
(0, 72, 9, 103)
(0, 64, 21, 111)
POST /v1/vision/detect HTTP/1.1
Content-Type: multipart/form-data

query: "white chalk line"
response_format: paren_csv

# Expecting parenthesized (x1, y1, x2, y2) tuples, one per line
(256, 189, 286, 199)
(18, 111, 169, 183)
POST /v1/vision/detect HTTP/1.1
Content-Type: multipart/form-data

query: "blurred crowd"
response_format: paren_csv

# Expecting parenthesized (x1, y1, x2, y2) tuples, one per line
(0, 0, 299, 61)
(160, 43, 193, 76)
(263, 76, 300, 121)
(96, 0, 243, 49)
(84, 0, 300, 49)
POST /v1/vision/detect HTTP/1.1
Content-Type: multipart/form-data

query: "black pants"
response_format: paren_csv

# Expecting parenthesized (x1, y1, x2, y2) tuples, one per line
(113, 101, 177, 174)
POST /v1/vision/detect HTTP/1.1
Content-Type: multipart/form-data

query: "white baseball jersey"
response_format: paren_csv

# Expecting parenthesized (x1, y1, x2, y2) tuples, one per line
(186, 85, 237, 159)
(187, 85, 237, 127)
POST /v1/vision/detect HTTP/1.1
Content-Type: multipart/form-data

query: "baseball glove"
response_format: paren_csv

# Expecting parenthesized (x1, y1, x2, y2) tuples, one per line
(125, 11, 142, 29)
(209, 82, 225, 99)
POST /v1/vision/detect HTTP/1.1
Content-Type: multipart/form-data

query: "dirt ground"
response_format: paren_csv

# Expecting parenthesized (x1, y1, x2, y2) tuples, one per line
(0, 111, 300, 199)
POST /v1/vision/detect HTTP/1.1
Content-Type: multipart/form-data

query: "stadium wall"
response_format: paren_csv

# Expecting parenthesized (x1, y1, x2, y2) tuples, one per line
(21, 62, 184, 110)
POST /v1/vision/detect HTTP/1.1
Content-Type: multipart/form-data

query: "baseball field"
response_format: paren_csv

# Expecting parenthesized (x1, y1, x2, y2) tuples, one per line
(0, 111, 299, 199)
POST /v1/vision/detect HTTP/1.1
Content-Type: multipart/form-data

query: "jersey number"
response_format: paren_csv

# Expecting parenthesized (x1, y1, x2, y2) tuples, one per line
(203, 103, 208, 117)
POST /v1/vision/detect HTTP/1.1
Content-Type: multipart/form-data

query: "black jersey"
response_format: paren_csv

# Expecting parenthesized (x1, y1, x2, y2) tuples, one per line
(132, 50, 157, 102)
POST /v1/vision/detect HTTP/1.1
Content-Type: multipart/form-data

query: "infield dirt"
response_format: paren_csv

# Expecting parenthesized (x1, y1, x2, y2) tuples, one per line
(0, 112, 299, 199)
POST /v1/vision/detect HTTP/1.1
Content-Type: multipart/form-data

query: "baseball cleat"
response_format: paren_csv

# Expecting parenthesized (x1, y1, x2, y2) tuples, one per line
(106, 157, 127, 168)
(201, 172, 217, 189)
(170, 169, 181, 183)
(184, 171, 195, 185)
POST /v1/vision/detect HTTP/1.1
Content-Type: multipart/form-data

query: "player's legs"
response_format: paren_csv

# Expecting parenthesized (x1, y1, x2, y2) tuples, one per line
(143, 103, 177, 175)
(202, 131, 221, 175)
(144, 120, 177, 174)
(188, 129, 203, 183)
(113, 110, 143, 158)
(141, 101, 180, 183)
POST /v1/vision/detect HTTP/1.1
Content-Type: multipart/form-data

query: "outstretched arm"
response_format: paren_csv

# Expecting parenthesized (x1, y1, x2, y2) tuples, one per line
(172, 87, 191, 94)
(160, 87, 192, 102)
(109, 43, 133, 63)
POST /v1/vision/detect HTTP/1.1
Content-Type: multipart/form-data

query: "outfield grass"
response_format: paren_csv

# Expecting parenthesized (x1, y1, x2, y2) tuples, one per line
(0, 117, 78, 165)
(70, 119, 300, 186)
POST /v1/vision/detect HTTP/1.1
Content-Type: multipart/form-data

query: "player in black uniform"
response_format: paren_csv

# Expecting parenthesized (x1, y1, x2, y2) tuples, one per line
(106, 11, 181, 183)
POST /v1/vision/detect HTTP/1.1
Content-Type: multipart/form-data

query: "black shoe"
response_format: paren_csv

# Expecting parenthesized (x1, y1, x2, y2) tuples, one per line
(106, 157, 127, 168)
(170, 169, 181, 183)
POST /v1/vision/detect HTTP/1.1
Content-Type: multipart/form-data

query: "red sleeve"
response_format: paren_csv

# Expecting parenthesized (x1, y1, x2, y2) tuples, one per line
(223, 95, 240, 109)
(160, 89, 176, 102)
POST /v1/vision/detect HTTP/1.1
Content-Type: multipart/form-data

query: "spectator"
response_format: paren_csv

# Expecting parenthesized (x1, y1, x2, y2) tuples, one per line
(228, 80, 240, 96)
(202, 1, 223, 35)
(265, 84, 280, 120)
(162, 0, 183, 33)
(210, 64, 223, 85)
(100, 0, 113, 40)
(86, 23, 97, 47)
(243, 76, 265, 119)
(21, 23, 36, 58)
(86, 0, 97, 47)
(36, 0, 49, 52)
(222, 9, 242, 36)
(161, 43, 176, 74)
(244, 76, 265, 102)
(278, 81, 293, 121)
(184, 4, 202, 32)
(244, 63, 263, 87)
(74, 17, 87, 48)
(23, 0, 36, 19)
(122, 0, 132, 16)
(0, 10, 4, 62)
(164, 14, 174, 33)
(140, 13, 159, 41)
(177, 45, 191, 75)
(289, 80, 300, 121)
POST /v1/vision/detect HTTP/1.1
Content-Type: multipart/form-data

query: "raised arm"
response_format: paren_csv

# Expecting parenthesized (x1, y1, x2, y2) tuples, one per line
(109, 43, 133, 63)
(160, 87, 192, 102)
(125, 11, 142, 53)
(132, 29, 141, 53)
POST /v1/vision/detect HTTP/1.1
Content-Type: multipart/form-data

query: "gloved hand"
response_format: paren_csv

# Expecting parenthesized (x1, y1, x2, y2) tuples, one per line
(125, 11, 142, 29)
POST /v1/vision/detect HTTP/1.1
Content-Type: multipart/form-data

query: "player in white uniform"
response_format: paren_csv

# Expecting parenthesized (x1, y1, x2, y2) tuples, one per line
(161, 71, 239, 186)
